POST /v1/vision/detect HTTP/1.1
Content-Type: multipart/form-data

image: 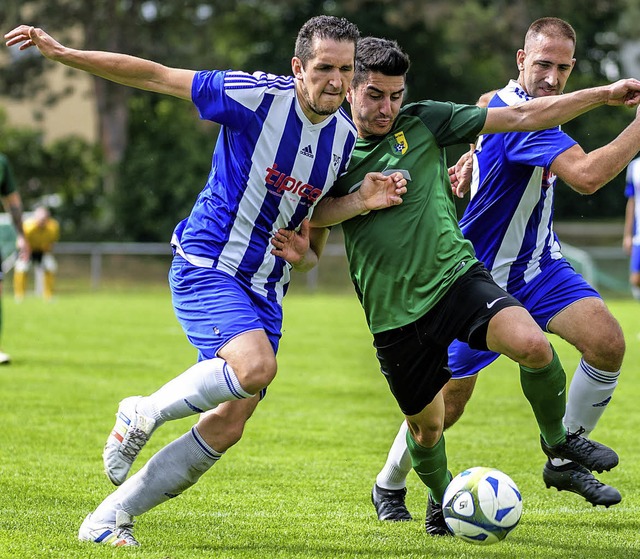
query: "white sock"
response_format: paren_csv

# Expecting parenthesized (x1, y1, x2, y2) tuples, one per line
(563, 358, 619, 436)
(632, 286, 640, 301)
(376, 421, 413, 490)
(137, 358, 253, 422)
(551, 359, 619, 467)
(92, 426, 222, 523)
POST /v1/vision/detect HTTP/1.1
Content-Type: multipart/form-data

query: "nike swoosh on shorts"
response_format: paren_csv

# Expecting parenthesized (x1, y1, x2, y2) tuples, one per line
(486, 296, 507, 309)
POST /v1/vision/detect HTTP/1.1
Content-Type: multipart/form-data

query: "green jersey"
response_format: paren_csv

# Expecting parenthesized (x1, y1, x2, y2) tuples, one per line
(0, 154, 17, 197)
(329, 101, 487, 333)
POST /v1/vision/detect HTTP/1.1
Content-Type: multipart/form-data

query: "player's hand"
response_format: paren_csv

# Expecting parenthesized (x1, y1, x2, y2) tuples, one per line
(604, 78, 640, 107)
(4, 25, 63, 60)
(358, 171, 408, 212)
(270, 219, 311, 266)
(450, 150, 474, 198)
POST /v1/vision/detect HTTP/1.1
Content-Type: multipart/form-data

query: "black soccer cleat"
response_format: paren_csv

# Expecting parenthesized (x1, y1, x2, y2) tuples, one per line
(425, 494, 452, 537)
(371, 484, 412, 521)
(542, 460, 622, 508)
(540, 428, 618, 473)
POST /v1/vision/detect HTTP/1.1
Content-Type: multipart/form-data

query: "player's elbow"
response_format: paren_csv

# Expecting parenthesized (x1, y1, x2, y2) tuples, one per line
(565, 174, 605, 195)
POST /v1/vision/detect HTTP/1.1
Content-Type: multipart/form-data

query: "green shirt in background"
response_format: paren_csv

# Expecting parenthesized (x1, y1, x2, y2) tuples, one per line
(0, 154, 17, 197)
(329, 101, 487, 334)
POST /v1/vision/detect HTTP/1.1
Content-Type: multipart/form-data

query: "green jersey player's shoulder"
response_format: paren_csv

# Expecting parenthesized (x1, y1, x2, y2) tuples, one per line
(400, 100, 486, 145)
(400, 99, 484, 118)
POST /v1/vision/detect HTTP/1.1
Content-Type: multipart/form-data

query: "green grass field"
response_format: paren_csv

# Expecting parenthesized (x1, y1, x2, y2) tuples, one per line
(0, 290, 639, 558)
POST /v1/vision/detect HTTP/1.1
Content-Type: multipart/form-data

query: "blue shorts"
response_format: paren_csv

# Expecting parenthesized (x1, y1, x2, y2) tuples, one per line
(631, 243, 640, 274)
(169, 255, 283, 362)
(448, 258, 600, 379)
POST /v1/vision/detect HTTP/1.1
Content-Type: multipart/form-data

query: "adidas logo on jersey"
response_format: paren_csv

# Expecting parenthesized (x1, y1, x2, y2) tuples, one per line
(299, 144, 314, 158)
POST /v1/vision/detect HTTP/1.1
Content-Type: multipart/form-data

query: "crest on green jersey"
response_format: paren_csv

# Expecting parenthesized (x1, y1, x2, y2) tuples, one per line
(389, 131, 408, 155)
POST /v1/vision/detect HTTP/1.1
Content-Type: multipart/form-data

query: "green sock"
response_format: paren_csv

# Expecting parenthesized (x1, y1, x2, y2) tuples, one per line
(405, 429, 451, 503)
(519, 346, 567, 447)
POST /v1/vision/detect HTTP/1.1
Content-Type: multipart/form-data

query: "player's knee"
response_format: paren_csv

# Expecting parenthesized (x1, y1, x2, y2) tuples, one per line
(586, 326, 626, 370)
(234, 355, 277, 394)
(513, 331, 552, 369)
(602, 330, 625, 364)
(407, 418, 443, 448)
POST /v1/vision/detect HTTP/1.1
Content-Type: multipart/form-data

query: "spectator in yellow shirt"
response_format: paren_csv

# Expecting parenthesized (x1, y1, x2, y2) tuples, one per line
(15, 206, 60, 301)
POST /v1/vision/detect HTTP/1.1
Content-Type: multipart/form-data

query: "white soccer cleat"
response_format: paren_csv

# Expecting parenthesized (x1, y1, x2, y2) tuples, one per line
(103, 396, 156, 486)
(0, 351, 11, 364)
(78, 510, 139, 547)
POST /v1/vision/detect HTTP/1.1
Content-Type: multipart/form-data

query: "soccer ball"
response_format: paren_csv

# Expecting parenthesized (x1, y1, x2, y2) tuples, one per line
(442, 467, 522, 545)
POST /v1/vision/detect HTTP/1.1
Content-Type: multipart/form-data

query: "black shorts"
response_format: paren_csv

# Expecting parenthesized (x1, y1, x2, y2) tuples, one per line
(373, 262, 523, 416)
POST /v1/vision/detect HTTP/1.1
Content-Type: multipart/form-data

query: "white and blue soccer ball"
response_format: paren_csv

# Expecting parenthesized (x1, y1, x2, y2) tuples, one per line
(442, 466, 522, 545)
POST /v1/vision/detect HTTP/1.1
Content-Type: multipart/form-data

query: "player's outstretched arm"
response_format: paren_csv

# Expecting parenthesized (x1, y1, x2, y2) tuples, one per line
(551, 105, 640, 194)
(4, 25, 195, 100)
(310, 171, 407, 227)
(482, 78, 640, 135)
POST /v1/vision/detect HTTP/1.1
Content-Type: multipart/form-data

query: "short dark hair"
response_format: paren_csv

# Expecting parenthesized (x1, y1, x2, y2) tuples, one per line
(295, 15, 360, 67)
(352, 37, 410, 88)
(525, 17, 576, 48)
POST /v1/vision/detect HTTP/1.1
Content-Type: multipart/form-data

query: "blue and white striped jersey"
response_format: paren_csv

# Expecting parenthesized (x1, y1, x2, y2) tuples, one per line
(625, 158, 640, 245)
(172, 69, 357, 304)
(460, 80, 577, 292)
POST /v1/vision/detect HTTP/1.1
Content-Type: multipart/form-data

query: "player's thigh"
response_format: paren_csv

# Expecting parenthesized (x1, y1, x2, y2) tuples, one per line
(443, 375, 478, 429)
(548, 297, 624, 368)
(443, 375, 477, 405)
(170, 256, 280, 386)
(485, 306, 551, 367)
(373, 324, 451, 417)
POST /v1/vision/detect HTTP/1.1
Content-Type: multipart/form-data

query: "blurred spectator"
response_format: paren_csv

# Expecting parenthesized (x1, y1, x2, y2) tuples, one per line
(624, 158, 640, 300)
(14, 206, 60, 301)
(0, 153, 27, 363)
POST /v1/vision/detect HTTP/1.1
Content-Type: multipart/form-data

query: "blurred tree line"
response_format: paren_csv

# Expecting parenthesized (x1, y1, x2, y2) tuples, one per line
(1, 0, 639, 241)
